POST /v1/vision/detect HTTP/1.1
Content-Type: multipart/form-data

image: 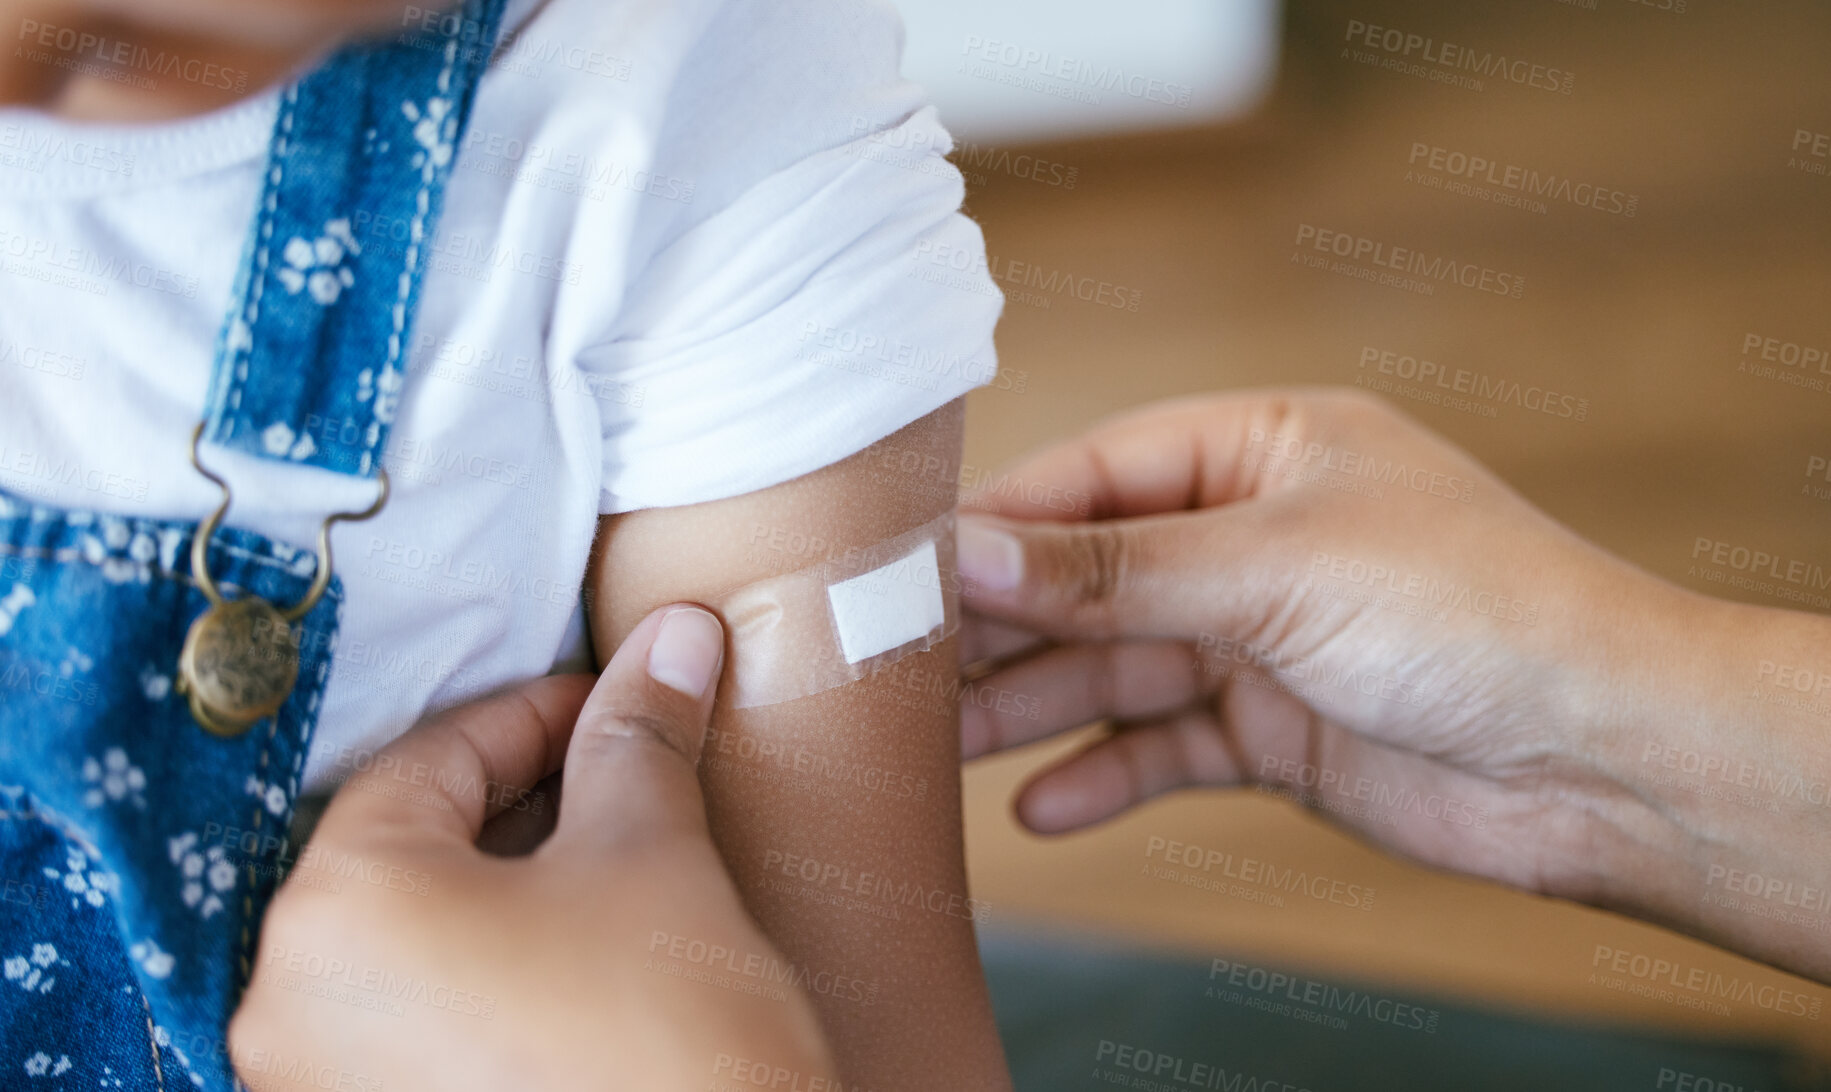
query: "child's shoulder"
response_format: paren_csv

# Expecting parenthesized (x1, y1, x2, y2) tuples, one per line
(491, 0, 918, 120)
(473, 0, 944, 251)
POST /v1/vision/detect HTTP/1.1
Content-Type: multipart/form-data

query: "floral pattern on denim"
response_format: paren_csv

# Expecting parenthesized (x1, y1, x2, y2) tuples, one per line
(0, 2, 506, 1087)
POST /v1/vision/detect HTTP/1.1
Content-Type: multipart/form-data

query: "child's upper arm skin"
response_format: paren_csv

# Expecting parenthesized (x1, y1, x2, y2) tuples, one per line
(584, 399, 1010, 1089)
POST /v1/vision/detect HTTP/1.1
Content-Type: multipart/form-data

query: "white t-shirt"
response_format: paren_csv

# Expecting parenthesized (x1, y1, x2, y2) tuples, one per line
(0, 0, 1002, 789)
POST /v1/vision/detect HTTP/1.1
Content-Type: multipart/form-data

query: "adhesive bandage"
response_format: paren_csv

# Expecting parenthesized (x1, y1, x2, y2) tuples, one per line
(714, 512, 957, 708)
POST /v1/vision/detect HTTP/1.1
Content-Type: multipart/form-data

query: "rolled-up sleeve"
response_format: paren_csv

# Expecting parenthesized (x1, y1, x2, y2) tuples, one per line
(574, 0, 1004, 513)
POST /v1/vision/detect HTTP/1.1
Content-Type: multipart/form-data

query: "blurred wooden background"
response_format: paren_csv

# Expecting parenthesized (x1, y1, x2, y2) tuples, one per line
(957, 0, 1831, 1066)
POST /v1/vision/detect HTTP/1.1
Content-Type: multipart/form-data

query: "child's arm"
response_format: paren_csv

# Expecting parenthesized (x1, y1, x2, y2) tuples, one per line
(586, 398, 1010, 1090)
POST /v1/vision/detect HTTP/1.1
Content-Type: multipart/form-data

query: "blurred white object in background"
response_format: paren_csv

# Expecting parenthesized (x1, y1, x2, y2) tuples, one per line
(894, 0, 1282, 143)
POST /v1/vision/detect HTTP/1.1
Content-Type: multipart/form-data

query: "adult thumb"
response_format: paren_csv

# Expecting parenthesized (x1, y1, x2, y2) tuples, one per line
(549, 604, 725, 854)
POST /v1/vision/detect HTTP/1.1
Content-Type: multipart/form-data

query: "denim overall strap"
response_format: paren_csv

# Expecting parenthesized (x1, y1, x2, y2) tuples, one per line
(201, 0, 507, 478)
(0, 5, 505, 1090)
(0, 507, 342, 1092)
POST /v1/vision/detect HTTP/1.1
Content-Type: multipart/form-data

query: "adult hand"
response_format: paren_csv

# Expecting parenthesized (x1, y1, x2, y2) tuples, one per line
(956, 388, 1831, 983)
(230, 605, 835, 1091)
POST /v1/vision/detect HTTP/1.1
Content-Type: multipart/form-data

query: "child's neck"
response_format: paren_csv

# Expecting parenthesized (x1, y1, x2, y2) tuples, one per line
(2, 3, 315, 122)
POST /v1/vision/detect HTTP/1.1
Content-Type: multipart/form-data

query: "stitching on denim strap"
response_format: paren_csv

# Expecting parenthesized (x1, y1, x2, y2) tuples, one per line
(138, 991, 169, 1092)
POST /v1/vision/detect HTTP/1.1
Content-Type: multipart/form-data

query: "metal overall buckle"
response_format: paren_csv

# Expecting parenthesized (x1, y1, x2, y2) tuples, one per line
(176, 424, 389, 737)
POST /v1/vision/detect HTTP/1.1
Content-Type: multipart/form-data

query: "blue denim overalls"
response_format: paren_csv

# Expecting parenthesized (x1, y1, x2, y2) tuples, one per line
(1, 3, 503, 1086)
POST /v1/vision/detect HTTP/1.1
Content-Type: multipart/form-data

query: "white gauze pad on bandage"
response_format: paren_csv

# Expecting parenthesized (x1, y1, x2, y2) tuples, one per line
(826, 540, 946, 662)
(713, 512, 957, 708)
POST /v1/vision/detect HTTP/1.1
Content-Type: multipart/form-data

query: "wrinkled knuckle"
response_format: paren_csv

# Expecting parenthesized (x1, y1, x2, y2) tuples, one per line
(1062, 524, 1130, 617)
(579, 707, 695, 766)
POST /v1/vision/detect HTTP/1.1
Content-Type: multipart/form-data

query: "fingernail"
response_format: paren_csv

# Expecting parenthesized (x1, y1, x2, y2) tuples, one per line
(957, 518, 1023, 592)
(648, 607, 724, 699)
